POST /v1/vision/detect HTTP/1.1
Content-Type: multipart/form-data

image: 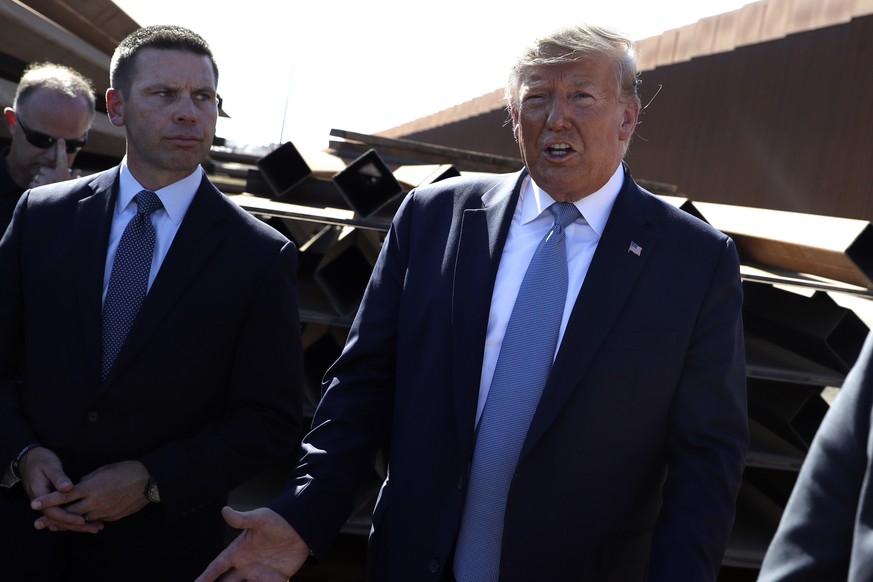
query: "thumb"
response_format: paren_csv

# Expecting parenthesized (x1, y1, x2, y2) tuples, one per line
(30, 450, 74, 492)
(45, 465, 74, 493)
(221, 505, 250, 529)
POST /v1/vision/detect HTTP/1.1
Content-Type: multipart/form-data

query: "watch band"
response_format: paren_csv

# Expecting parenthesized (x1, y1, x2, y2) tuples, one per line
(11, 443, 41, 479)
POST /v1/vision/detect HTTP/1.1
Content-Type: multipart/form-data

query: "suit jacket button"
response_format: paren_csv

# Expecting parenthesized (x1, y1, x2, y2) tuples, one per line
(86, 411, 98, 423)
(428, 559, 440, 574)
(457, 476, 464, 490)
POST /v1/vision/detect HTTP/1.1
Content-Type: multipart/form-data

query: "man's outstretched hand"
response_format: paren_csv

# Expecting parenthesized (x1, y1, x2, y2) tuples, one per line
(195, 506, 310, 582)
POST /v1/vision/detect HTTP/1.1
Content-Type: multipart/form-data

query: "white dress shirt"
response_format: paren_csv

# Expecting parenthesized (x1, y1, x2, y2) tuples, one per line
(475, 164, 625, 424)
(102, 159, 202, 302)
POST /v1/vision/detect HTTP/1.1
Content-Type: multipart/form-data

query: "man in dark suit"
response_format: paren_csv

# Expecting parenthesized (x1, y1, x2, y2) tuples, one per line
(758, 331, 873, 580)
(0, 25, 303, 581)
(199, 23, 747, 582)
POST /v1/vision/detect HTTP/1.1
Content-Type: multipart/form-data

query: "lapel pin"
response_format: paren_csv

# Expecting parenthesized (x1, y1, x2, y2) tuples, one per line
(628, 241, 642, 257)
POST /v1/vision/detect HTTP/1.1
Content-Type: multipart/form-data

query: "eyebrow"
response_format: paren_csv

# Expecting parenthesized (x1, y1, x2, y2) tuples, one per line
(524, 74, 597, 88)
(141, 82, 216, 94)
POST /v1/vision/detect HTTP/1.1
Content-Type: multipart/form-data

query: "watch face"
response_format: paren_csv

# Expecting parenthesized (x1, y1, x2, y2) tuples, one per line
(147, 481, 161, 503)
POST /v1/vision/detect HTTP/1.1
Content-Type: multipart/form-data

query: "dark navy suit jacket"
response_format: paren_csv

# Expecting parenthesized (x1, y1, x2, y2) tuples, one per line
(0, 167, 303, 581)
(273, 166, 747, 581)
(759, 331, 873, 581)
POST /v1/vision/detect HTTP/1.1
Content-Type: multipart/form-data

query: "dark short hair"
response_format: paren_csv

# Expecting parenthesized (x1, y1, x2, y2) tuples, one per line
(14, 61, 96, 116)
(110, 24, 219, 97)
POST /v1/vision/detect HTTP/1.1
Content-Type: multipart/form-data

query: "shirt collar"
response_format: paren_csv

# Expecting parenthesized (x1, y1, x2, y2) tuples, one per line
(117, 157, 202, 225)
(521, 163, 624, 236)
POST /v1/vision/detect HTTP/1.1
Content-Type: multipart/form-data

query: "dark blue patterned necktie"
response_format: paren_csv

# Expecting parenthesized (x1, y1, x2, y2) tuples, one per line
(454, 201, 580, 581)
(101, 189, 162, 380)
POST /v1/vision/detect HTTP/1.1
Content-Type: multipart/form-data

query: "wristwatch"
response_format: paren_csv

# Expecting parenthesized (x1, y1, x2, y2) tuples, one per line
(145, 478, 161, 503)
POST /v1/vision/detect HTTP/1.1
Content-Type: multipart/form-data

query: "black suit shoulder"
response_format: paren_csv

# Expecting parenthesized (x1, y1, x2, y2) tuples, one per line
(214, 189, 291, 247)
(407, 172, 517, 204)
(20, 168, 113, 208)
(637, 184, 729, 240)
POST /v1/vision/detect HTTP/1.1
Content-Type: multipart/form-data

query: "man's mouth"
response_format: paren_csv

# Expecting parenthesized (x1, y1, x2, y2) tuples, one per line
(545, 143, 574, 158)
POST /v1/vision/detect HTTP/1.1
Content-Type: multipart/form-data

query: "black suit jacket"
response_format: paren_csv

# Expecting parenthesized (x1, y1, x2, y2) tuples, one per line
(0, 167, 303, 581)
(758, 331, 873, 581)
(273, 166, 748, 581)
(1, 147, 25, 232)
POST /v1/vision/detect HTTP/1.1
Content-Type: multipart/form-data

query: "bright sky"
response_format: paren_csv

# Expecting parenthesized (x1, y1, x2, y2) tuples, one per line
(113, 0, 752, 151)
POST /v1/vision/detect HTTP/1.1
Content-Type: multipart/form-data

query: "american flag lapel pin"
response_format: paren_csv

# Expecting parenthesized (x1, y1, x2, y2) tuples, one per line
(628, 241, 642, 257)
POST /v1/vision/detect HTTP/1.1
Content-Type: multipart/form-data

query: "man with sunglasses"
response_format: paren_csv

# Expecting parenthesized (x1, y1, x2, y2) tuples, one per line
(1, 61, 95, 231)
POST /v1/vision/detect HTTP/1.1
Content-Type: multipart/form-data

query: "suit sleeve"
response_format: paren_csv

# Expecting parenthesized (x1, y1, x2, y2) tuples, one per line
(269, 192, 416, 557)
(0, 193, 38, 471)
(757, 332, 873, 581)
(649, 237, 749, 581)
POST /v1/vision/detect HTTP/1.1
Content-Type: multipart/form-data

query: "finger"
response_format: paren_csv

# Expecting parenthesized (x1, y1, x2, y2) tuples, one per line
(35, 515, 104, 534)
(42, 464, 75, 493)
(194, 556, 234, 582)
(55, 139, 69, 170)
(35, 509, 101, 528)
(38, 504, 88, 525)
(31, 488, 79, 510)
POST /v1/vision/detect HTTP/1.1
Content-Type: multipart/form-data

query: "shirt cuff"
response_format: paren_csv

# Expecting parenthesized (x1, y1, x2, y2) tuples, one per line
(1, 462, 20, 488)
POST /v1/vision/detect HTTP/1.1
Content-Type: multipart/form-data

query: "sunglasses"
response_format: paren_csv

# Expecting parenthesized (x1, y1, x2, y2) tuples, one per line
(16, 114, 88, 154)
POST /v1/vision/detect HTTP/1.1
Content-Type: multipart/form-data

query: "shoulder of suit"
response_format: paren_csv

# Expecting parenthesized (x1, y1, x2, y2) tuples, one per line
(24, 167, 116, 209)
(634, 184, 729, 242)
(217, 191, 292, 246)
(406, 171, 518, 206)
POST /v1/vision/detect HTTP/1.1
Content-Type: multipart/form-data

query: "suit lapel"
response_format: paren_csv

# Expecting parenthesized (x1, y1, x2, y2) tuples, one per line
(451, 172, 523, 454)
(521, 171, 661, 459)
(74, 170, 119, 382)
(99, 175, 229, 389)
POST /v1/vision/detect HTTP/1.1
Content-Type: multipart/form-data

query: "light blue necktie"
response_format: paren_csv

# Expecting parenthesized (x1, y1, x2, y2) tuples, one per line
(101, 189, 162, 380)
(454, 201, 580, 582)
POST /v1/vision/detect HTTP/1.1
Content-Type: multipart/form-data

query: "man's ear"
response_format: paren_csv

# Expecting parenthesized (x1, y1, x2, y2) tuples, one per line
(619, 100, 640, 141)
(105, 88, 125, 127)
(3, 107, 17, 133)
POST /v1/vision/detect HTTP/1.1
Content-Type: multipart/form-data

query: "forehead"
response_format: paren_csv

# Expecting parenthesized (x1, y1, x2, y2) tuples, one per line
(20, 88, 92, 130)
(130, 48, 217, 89)
(520, 58, 617, 91)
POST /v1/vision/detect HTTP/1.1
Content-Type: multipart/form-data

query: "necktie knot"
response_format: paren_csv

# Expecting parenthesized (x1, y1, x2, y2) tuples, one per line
(549, 201, 580, 231)
(135, 190, 162, 217)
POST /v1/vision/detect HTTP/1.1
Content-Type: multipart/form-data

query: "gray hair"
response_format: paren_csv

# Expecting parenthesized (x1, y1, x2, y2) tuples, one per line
(13, 61, 96, 116)
(505, 24, 641, 113)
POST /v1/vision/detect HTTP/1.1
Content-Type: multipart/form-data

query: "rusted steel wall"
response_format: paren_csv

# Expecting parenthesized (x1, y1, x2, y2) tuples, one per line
(627, 14, 873, 221)
(396, 15, 873, 222)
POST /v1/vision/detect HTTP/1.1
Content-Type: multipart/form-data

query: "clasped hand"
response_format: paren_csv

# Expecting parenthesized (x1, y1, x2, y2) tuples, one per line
(20, 447, 149, 533)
